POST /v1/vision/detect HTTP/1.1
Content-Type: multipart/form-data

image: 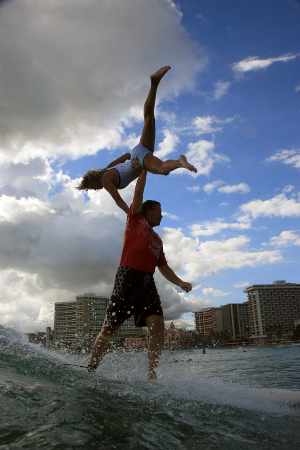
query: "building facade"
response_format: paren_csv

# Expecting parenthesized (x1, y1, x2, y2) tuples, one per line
(54, 293, 143, 349)
(54, 301, 77, 347)
(243, 280, 300, 344)
(222, 302, 250, 340)
(125, 322, 192, 350)
(238, 301, 251, 340)
(75, 293, 108, 348)
(193, 307, 223, 336)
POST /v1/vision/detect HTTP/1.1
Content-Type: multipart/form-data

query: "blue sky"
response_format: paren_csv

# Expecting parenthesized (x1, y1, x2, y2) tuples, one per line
(0, 0, 299, 332)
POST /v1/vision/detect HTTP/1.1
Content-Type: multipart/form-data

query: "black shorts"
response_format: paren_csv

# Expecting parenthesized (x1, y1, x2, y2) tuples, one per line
(103, 266, 163, 328)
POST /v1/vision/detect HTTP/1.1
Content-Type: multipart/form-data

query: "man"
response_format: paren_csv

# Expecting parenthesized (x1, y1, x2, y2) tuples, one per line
(77, 66, 197, 214)
(88, 164, 192, 379)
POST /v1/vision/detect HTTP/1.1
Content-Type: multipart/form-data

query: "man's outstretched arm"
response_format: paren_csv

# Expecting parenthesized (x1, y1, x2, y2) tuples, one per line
(158, 264, 192, 293)
(132, 161, 147, 213)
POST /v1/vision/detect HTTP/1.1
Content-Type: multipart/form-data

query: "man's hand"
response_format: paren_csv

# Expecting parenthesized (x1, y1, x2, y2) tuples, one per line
(131, 159, 143, 175)
(179, 281, 192, 293)
(158, 265, 192, 293)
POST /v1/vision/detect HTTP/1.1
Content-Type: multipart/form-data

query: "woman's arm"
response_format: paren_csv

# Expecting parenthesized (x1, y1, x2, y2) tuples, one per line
(102, 172, 129, 214)
(106, 153, 131, 169)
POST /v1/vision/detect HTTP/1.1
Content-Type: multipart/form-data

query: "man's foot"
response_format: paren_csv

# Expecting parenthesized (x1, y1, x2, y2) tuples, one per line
(87, 364, 97, 372)
(148, 369, 157, 380)
(179, 155, 197, 173)
(150, 66, 171, 86)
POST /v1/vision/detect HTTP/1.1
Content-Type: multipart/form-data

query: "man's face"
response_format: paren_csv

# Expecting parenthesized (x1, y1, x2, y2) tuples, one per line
(147, 204, 162, 227)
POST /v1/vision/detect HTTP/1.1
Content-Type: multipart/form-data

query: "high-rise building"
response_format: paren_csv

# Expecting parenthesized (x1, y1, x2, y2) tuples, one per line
(54, 301, 77, 346)
(54, 293, 107, 348)
(75, 293, 108, 348)
(118, 315, 144, 338)
(222, 302, 250, 340)
(193, 307, 223, 336)
(238, 301, 251, 340)
(54, 293, 143, 349)
(243, 280, 300, 344)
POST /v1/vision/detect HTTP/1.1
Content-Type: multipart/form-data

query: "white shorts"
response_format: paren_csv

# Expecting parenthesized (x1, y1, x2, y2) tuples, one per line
(130, 143, 153, 168)
(106, 143, 153, 190)
(107, 160, 138, 190)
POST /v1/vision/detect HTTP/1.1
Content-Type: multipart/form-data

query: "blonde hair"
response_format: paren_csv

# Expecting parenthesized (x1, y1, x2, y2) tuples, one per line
(76, 168, 106, 191)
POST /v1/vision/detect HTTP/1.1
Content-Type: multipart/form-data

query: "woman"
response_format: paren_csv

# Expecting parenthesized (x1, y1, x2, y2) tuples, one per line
(77, 66, 197, 214)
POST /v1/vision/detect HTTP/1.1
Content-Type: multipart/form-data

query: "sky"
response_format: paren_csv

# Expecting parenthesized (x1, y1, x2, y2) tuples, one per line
(0, 0, 299, 333)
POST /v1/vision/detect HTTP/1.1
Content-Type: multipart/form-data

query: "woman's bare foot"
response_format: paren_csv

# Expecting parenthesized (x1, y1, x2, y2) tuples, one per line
(150, 66, 171, 86)
(179, 155, 197, 173)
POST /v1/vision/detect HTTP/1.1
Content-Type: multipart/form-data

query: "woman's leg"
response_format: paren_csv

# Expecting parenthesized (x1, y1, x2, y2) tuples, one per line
(143, 153, 197, 175)
(140, 66, 171, 152)
(140, 66, 197, 175)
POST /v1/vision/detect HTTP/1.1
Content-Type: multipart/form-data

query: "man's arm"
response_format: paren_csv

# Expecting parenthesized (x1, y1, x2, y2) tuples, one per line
(132, 161, 147, 213)
(158, 264, 192, 293)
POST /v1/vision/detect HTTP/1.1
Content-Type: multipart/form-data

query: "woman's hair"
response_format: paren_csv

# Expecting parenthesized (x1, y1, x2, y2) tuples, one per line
(142, 200, 161, 216)
(76, 168, 106, 191)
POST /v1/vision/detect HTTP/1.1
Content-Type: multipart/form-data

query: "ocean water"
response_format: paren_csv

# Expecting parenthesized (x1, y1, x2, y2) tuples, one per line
(0, 326, 299, 449)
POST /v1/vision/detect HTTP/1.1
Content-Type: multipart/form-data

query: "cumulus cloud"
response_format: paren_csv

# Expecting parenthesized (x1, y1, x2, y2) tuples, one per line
(183, 141, 229, 177)
(213, 81, 230, 100)
(190, 220, 251, 237)
(232, 53, 299, 76)
(160, 228, 282, 280)
(266, 149, 300, 169)
(0, 195, 55, 224)
(162, 211, 180, 220)
(237, 193, 300, 223)
(155, 128, 180, 159)
(154, 274, 212, 320)
(186, 186, 201, 193)
(218, 183, 250, 194)
(265, 230, 300, 247)
(296, 85, 300, 92)
(0, 0, 207, 165)
(203, 180, 249, 196)
(192, 115, 236, 135)
(202, 287, 231, 297)
(203, 179, 224, 194)
(234, 282, 250, 288)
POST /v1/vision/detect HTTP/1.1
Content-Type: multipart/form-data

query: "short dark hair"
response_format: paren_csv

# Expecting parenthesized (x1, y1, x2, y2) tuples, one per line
(142, 200, 161, 216)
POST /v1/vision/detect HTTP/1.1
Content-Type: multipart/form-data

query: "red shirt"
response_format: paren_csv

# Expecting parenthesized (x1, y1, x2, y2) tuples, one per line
(120, 205, 167, 273)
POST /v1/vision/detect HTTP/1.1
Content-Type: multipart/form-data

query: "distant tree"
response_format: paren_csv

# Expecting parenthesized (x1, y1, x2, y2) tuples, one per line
(291, 325, 300, 341)
(190, 331, 204, 347)
(265, 325, 274, 341)
(275, 324, 283, 340)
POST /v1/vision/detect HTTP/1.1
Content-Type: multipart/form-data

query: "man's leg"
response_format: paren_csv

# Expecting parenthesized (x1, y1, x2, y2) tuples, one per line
(146, 315, 165, 380)
(140, 67, 197, 175)
(89, 324, 121, 370)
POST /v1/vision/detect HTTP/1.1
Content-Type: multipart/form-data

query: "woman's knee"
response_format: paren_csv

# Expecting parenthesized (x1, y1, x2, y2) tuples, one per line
(143, 154, 163, 174)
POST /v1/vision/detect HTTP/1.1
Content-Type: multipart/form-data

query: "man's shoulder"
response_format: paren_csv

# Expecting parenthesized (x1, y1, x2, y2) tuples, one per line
(126, 204, 143, 229)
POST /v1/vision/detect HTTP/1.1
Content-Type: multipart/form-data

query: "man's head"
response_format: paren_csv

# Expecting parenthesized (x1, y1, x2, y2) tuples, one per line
(142, 200, 162, 227)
